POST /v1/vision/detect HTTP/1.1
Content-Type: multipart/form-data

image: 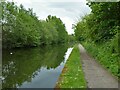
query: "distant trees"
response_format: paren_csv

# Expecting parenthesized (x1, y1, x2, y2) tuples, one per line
(46, 15, 68, 43)
(0, 1, 68, 48)
(68, 34, 75, 42)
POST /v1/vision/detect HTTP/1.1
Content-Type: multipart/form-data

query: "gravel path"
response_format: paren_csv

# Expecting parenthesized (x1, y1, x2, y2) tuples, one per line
(78, 44, 119, 88)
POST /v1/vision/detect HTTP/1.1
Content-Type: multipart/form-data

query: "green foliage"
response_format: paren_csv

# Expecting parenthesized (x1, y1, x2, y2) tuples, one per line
(56, 45, 86, 88)
(1, 1, 68, 48)
(68, 34, 75, 42)
(46, 15, 68, 43)
(75, 2, 119, 43)
(74, 2, 119, 78)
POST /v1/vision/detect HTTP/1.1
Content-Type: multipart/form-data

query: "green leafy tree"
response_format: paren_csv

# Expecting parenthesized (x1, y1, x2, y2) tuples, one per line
(1, 1, 68, 48)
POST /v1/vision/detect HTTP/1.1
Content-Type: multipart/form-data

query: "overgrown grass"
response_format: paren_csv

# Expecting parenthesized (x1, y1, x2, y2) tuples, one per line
(82, 41, 119, 80)
(55, 45, 86, 88)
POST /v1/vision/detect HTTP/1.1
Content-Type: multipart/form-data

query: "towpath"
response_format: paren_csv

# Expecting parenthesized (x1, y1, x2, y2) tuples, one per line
(78, 44, 119, 88)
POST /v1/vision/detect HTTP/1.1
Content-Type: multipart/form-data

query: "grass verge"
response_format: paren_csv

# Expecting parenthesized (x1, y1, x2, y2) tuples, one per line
(55, 45, 86, 88)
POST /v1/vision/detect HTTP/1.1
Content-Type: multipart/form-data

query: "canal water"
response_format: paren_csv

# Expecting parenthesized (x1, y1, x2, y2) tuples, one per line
(2, 44, 73, 88)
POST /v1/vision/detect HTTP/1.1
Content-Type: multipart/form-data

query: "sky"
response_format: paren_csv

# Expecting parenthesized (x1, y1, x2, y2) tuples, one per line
(7, 0, 91, 34)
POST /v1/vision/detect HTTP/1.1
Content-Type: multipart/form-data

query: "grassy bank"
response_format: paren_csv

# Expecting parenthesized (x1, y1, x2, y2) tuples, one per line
(55, 45, 86, 88)
(82, 41, 119, 80)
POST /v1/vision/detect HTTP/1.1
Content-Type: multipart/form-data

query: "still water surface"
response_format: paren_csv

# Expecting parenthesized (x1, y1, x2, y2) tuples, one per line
(2, 44, 73, 88)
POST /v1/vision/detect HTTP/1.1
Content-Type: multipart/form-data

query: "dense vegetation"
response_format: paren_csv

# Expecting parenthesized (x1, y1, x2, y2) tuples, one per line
(74, 2, 120, 78)
(0, 1, 68, 48)
(56, 45, 86, 88)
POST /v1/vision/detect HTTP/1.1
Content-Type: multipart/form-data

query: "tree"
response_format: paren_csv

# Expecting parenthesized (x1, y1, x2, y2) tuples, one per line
(2, 1, 68, 48)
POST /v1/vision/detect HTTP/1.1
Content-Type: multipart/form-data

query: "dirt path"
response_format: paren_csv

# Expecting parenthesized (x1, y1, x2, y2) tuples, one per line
(78, 44, 119, 88)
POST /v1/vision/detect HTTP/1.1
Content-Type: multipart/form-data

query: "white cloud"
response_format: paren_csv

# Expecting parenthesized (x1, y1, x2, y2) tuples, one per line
(8, 0, 32, 4)
(30, 0, 87, 3)
(61, 17, 75, 34)
(7, 0, 91, 34)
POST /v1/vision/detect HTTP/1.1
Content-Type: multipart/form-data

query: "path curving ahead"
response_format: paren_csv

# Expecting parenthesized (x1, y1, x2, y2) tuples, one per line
(78, 44, 119, 88)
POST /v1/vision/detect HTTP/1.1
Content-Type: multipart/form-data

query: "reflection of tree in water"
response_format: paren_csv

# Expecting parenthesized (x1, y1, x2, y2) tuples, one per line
(2, 44, 68, 88)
